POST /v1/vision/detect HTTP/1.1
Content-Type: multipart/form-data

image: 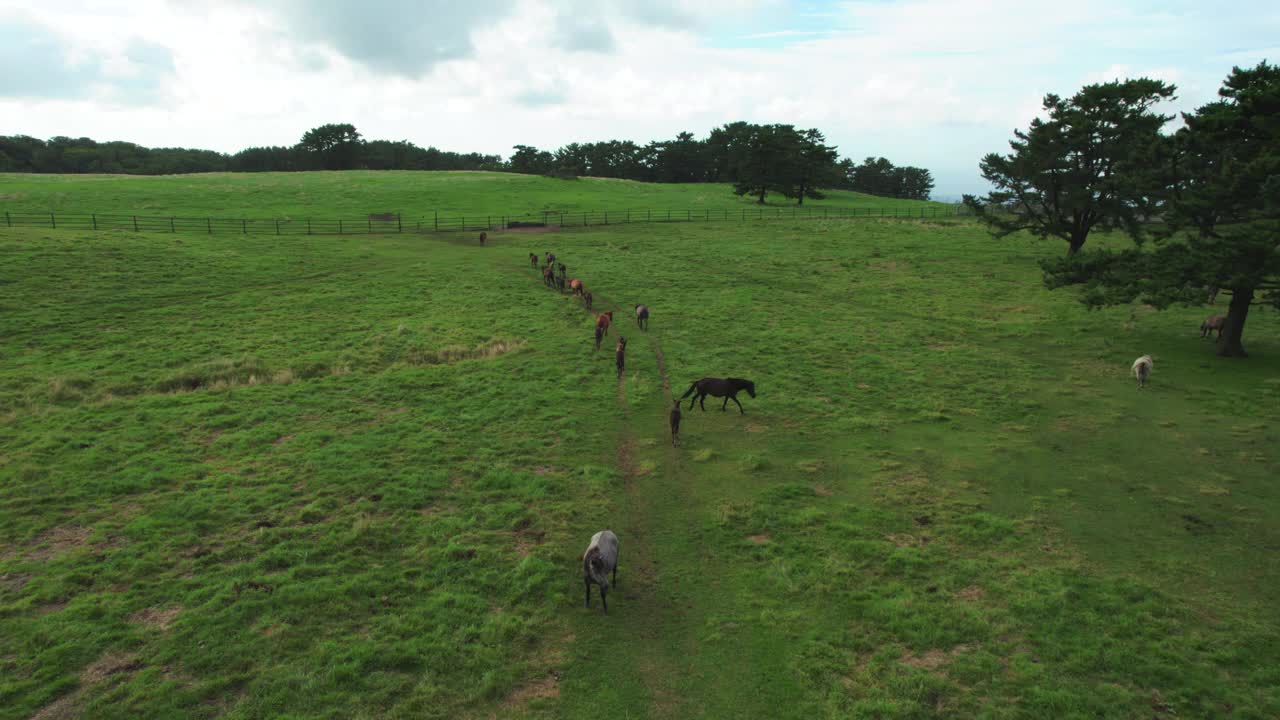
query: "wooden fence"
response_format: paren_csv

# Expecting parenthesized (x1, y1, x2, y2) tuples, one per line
(0, 204, 972, 236)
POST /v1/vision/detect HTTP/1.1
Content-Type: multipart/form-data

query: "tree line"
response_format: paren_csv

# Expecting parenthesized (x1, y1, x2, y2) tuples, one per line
(965, 61, 1279, 357)
(0, 122, 934, 201)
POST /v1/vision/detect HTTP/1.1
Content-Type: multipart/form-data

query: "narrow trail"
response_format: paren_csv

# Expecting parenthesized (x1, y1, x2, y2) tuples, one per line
(497, 245, 754, 717)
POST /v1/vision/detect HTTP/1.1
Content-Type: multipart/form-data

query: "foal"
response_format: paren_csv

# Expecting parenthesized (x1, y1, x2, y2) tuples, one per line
(634, 304, 649, 331)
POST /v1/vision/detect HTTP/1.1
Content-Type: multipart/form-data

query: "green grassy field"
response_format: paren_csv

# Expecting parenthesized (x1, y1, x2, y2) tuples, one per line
(1, 174, 1278, 719)
(0, 171, 949, 221)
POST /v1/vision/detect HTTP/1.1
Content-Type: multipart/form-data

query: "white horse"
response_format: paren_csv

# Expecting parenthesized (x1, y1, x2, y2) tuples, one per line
(1131, 355, 1153, 388)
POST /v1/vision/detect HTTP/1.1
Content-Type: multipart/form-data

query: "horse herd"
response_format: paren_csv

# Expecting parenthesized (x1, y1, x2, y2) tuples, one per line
(522, 245, 757, 613)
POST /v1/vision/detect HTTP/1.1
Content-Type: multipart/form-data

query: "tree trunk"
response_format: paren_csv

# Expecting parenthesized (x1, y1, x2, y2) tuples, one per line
(757, 188, 766, 204)
(1066, 233, 1086, 256)
(1216, 287, 1252, 357)
(797, 183, 806, 206)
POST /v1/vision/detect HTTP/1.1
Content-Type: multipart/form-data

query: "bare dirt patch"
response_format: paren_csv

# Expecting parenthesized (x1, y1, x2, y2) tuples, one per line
(813, 484, 833, 496)
(0, 573, 31, 593)
(130, 605, 182, 631)
(748, 534, 771, 544)
(502, 674, 560, 708)
(26, 525, 93, 561)
(503, 224, 562, 234)
(955, 585, 986, 602)
(901, 644, 969, 671)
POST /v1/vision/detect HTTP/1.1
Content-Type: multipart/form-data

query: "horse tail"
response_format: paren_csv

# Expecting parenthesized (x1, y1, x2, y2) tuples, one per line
(679, 380, 699, 400)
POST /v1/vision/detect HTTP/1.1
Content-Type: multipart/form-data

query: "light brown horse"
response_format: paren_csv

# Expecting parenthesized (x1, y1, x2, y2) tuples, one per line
(1201, 315, 1226, 339)
(569, 278, 584, 296)
(596, 311, 613, 337)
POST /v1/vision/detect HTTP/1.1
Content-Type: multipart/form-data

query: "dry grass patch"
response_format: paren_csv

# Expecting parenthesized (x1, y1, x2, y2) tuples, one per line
(24, 525, 93, 561)
(955, 585, 986, 602)
(404, 338, 525, 366)
(130, 605, 182, 631)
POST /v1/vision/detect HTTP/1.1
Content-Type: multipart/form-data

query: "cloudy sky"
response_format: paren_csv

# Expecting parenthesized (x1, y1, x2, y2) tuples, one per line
(1, 0, 1276, 197)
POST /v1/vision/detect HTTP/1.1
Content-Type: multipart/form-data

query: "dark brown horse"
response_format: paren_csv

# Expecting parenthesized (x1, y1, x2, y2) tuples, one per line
(1201, 315, 1226, 339)
(594, 324, 604, 351)
(555, 274, 567, 293)
(529, 253, 539, 269)
(615, 337, 627, 378)
(542, 265, 555, 287)
(545, 252, 556, 266)
(479, 231, 487, 245)
(584, 291, 593, 311)
(669, 401, 682, 446)
(679, 377, 756, 414)
(596, 311, 613, 337)
(634, 304, 649, 330)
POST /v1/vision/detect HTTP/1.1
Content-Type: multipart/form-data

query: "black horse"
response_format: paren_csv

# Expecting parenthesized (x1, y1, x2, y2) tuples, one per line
(679, 377, 756, 414)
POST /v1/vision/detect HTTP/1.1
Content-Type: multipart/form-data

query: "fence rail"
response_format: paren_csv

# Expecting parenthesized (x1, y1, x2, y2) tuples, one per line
(0, 204, 973, 236)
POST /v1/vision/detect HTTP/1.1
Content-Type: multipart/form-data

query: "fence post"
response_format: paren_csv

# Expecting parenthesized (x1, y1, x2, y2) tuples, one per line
(4, 211, 9, 228)
(605, 211, 608, 225)
(133, 215, 139, 232)
(307, 219, 312, 235)
(627, 210, 630, 223)
(368, 217, 372, 234)
(687, 209, 691, 221)
(647, 209, 651, 222)
(242, 219, 247, 235)
(487, 215, 491, 230)
(92, 213, 97, 230)
(434, 211, 438, 231)
(50, 212, 56, 229)
(462, 216, 465, 231)
(171, 217, 176, 233)
(339, 219, 343, 235)
(398, 214, 403, 233)
(207, 218, 212, 234)
(667, 210, 671, 221)
(275, 219, 280, 235)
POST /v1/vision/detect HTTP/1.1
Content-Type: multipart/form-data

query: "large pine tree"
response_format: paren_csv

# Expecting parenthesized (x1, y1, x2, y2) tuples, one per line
(1041, 63, 1280, 357)
(965, 79, 1176, 255)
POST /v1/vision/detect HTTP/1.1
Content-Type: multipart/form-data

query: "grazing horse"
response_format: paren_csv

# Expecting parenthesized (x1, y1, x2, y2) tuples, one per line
(1132, 355, 1153, 389)
(545, 252, 556, 267)
(669, 401, 682, 446)
(679, 377, 756, 414)
(582, 530, 619, 614)
(529, 253, 539, 269)
(1201, 315, 1226, 339)
(616, 337, 627, 378)
(634, 304, 649, 330)
(569, 278, 584, 296)
(542, 265, 556, 287)
(596, 311, 613, 338)
(584, 291, 593, 311)
(479, 231, 486, 245)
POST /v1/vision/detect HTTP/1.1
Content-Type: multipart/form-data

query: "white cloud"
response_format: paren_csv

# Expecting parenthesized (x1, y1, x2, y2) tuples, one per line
(1, 0, 1276, 195)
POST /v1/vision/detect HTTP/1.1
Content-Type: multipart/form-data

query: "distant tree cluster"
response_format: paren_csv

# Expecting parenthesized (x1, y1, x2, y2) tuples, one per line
(1, 122, 935, 201)
(510, 122, 934, 202)
(966, 62, 1279, 357)
(0, 124, 503, 175)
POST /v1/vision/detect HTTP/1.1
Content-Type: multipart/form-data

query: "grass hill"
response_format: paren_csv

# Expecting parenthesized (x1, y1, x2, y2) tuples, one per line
(0, 171, 948, 220)
(0, 175, 1277, 719)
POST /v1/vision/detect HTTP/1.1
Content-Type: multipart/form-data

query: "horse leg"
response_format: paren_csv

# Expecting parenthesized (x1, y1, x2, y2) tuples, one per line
(699, 392, 707, 412)
(585, 578, 591, 608)
(721, 395, 729, 411)
(731, 395, 745, 414)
